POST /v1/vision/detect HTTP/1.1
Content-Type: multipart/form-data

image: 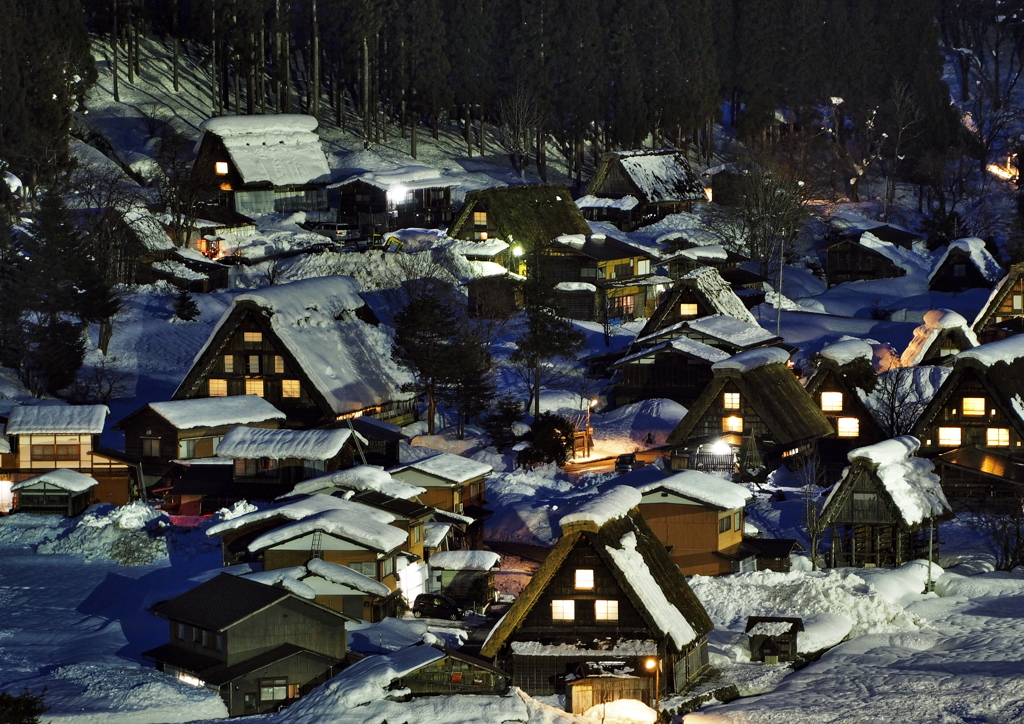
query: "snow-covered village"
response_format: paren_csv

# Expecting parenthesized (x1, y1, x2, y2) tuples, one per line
(2, 1, 1024, 723)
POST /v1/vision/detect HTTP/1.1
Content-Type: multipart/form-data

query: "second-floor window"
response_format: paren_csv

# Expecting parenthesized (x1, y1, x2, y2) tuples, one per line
(987, 427, 1010, 446)
(209, 379, 227, 397)
(938, 427, 962, 447)
(719, 516, 731, 533)
(962, 397, 985, 417)
(281, 380, 301, 398)
(723, 392, 740, 410)
(551, 599, 575, 621)
(722, 416, 743, 433)
(215, 161, 229, 175)
(141, 438, 160, 457)
(245, 379, 264, 397)
(820, 392, 843, 411)
(349, 561, 377, 577)
(223, 355, 234, 373)
(31, 443, 79, 461)
(595, 600, 619, 621)
(679, 303, 699, 317)
(235, 458, 278, 477)
(574, 569, 594, 590)
(837, 417, 860, 438)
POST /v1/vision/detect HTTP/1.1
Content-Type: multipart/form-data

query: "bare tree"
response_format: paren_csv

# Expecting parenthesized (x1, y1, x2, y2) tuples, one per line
(498, 86, 542, 179)
(867, 365, 930, 438)
(880, 82, 922, 217)
(154, 132, 214, 248)
(968, 495, 1024, 571)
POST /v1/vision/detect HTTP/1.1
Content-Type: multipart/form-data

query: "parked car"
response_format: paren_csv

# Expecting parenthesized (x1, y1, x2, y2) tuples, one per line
(412, 593, 465, 621)
(615, 453, 638, 474)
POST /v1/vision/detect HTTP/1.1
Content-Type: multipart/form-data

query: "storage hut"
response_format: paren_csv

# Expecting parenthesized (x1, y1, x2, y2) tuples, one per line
(745, 617, 803, 663)
(12, 469, 98, 516)
(928, 238, 1002, 293)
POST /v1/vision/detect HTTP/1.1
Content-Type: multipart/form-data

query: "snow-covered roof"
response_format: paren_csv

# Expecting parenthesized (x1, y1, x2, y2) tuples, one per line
(306, 557, 392, 597)
(712, 347, 790, 374)
(206, 494, 395, 537)
(12, 469, 98, 493)
(391, 453, 492, 484)
(216, 426, 362, 461)
(616, 337, 729, 367)
(634, 469, 752, 510)
(447, 238, 509, 258)
(331, 166, 456, 192)
(145, 395, 285, 430)
(560, 486, 642, 530)
(554, 281, 597, 293)
(614, 151, 706, 203)
(678, 244, 729, 261)
(748, 621, 797, 638)
(247, 508, 408, 554)
(241, 566, 317, 599)
(605, 531, 698, 649)
(289, 466, 425, 500)
(575, 194, 639, 211)
(200, 114, 331, 187)
(820, 337, 875, 365)
(428, 550, 501, 571)
(900, 310, 979, 367)
(686, 315, 777, 348)
(184, 276, 414, 417)
(121, 204, 175, 252)
(6, 404, 108, 435)
(929, 237, 1003, 285)
(422, 522, 452, 549)
(956, 334, 1024, 367)
(329, 642, 446, 693)
(681, 267, 758, 325)
(838, 436, 951, 526)
(856, 233, 927, 275)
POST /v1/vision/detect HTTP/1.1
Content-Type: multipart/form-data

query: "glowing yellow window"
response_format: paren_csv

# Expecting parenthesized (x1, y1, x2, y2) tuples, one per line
(574, 569, 594, 590)
(821, 392, 843, 412)
(473, 211, 487, 227)
(551, 600, 575, 621)
(274, 355, 285, 374)
(243, 332, 262, 344)
(987, 428, 1010, 446)
(938, 427, 962, 447)
(595, 600, 619, 621)
(208, 379, 227, 397)
(245, 379, 264, 397)
(722, 416, 743, 433)
(223, 355, 234, 373)
(836, 417, 860, 438)
(281, 379, 301, 398)
(962, 397, 985, 416)
(723, 392, 740, 410)
(679, 303, 699, 316)
(214, 161, 229, 175)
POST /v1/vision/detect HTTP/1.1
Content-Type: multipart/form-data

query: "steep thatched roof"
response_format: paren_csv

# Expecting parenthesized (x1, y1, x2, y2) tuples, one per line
(804, 357, 885, 442)
(666, 355, 835, 448)
(585, 150, 705, 204)
(450, 184, 591, 250)
(638, 268, 757, 340)
(480, 508, 713, 658)
(972, 262, 1024, 334)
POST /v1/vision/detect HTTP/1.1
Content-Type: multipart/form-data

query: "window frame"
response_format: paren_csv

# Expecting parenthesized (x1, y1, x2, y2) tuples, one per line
(836, 417, 860, 438)
(595, 599, 619, 621)
(820, 391, 843, 412)
(208, 378, 228, 397)
(723, 392, 740, 410)
(722, 415, 743, 433)
(574, 569, 595, 590)
(962, 397, 986, 417)
(551, 599, 575, 621)
(987, 427, 1010, 446)
(937, 427, 962, 447)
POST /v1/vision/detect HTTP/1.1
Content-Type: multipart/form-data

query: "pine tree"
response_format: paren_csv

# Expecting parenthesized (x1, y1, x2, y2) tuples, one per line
(0, 211, 26, 369)
(440, 331, 494, 440)
(172, 288, 200, 322)
(529, 411, 575, 466)
(23, 188, 93, 323)
(606, 9, 648, 149)
(22, 319, 86, 397)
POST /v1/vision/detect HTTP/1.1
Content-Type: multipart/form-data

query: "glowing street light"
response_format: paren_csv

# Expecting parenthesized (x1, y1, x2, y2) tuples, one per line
(644, 657, 660, 716)
(585, 398, 598, 458)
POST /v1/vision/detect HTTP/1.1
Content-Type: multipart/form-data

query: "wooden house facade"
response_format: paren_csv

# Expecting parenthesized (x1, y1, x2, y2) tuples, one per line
(193, 115, 331, 217)
(666, 348, 835, 468)
(331, 173, 456, 240)
(611, 337, 728, 408)
(637, 267, 760, 341)
(426, 550, 501, 612)
(820, 437, 952, 568)
(927, 238, 1002, 293)
(580, 150, 707, 231)
(12, 469, 98, 516)
(481, 488, 713, 701)
(823, 236, 907, 288)
(391, 452, 492, 547)
(143, 573, 350, 717)
(972, 262, 1024, 343)
(173, 276, 416, 429)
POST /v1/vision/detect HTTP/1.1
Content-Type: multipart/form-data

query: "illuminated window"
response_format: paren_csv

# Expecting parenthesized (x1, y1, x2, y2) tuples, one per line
(987, 428, 1010, 446)
(722, 416, 743, 433)
(1014, 294, 1023, 310)
(820, 391, 843, 412)
(938, 427, 962, 446)
(243, 332, 262, 344)
(281, 379, 301, 398)
(595, 600, 619, 621)
(245, 379, 264, 397)
(473, 211, 487, 227)
(723, 392, 740, 410)
(247, 355, 261, 374)
(962, 397, 985, 416)
(274, 355, 285, 374)
(551, 600, 575, 621)
(836, 417, 860, 438)
(223, 355, 234, 373)
(214, 161, 229, 175)
(259, 678, 288, 702)
(209, 379, 227, 397)
(679, 303, 699, 316)
(574, 569, 594, 590)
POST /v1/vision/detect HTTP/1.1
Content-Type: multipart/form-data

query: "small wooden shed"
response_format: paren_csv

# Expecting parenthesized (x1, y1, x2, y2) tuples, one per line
(568, 661, 656, 714)
(427, 549, 500, 612)
(745, 616, 804, 663)
(12, 469, 98, 516)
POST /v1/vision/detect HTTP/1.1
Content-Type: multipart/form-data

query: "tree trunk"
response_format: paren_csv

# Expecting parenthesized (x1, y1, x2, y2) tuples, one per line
(282, 29, 291, 112)
(310, 0, 320, 120)
(99, 320, 113, 356)
(112, 2, 119, 102)
(362, 35, 371, 148)
(171, 0, 179, 91)
(465, 103, 472, 157)
(210, 6, 218, 115)
(126, 3, 134, 84)
(479, 104, 486, 157)
(427, 389, 436, 435)
(411, 117, 418, 159)
(133, 8, 141, 78)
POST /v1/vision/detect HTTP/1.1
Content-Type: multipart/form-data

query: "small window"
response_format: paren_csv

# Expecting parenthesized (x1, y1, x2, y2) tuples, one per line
(412, 525, 421, 543)
(953, 263, 967, 277)
(722, 416, 743, 433)
(274, 355, 285, 374)
(259, 678, 288, 703)
(243, 331, 262, 344)
(723, 392, 740, 410)
(679, 302, 699, 317)
(215, 161, 229, 175)
(175, 622, 185, 640)
(962, 397, 985, 416)
(1014, 294, 1023, 311)
(245, 379, 264, 397)
(551, 599, 575, 621)
(820, 391, 843, 412)
(223, 355, 234, 373)
(209, 379, 228, 397)
(281, 379, 301, 398)
(938, 427, 962, 446)
(719, 516, 731, 533)
(733, 511, 742, 531)
(987, 427, 1010, 446)
(836, 417, 860, 438)
(247, 355, 261, 374)
(595, 600, 619, 621)
(637, 259, 650, 275)
(574, 569, 594, 590)
(350, 561, 377, 577)
(473, 211, 487, 227)
(141, 438, 160, 457)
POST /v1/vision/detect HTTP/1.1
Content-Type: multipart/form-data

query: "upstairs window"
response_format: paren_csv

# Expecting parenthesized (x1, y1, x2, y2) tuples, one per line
(243, 331, 262, 344)
(245, 379, 264, 397)
(31, 444, 79, 461)
(679, 303, 699, 317)
(473, 211, 487, 227)
(938, 427, 962, 447)
(837, 417, 860, 438)
(247, 355, 261, 374)
(953, 263, 967, 277)
(962, 397, 985, 417)
(574, 569, 594, 590)
(274, 355, 285, 374)
(223, 355, 234, 373)
(551, 600, 575, 621)
(637, 259, 650, 275)
(723, 392, 740, 410)
(719, 516, 731, 533)
(987, 427, 1010, 446)
(141, 438, 160, 457)
(209, 379, 227, 397)
(722, 416, 743, 433)
(214, 161, 229, 175)
(1014, 294, 1023, 311)
(820, 391, 843, 412)
(595, 600, 619, 621)
(281, 380, 301, 398)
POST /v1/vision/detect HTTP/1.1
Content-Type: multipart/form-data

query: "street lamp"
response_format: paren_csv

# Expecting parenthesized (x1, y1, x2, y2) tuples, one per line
(586, 398, 598, 458)
(644, 657, 660, 717)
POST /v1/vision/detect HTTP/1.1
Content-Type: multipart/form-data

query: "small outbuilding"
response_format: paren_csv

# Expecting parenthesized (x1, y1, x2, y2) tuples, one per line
(745, 617, 803, 664)
(427, 549, 501, 612)
(928, 238, 1002, 293)
(12, 469, 98, 516)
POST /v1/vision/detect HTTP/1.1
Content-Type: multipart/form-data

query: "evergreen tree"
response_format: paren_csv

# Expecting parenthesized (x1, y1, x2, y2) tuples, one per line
(23, 189, 93, 322)
(0, 212, 26, 369)
(482, 393, 523, 450)
(0, 688, 48, 724)
(440, 331, 494, 440)
(606, 8, 648, 149)
(529, 411, 575, 466)
(22, 319, 86, 397)
(172, 288, 200, 322)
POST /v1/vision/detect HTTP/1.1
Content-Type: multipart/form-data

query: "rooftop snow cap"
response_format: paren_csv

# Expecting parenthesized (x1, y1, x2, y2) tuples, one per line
(199, 114, 330, 187)
(900, 309, 979, 367)
(848, 436, 920, 466)
(6, 404, 108, 435)
(633, 469, 752, 510)
(957, 334, 1024, 367)
(712, 346, 790, 374)
(11, 469, 99, 493)
(929, 237, 1003, 285)
(819, 337, 874, 366)
(559, 485, 642, 533)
